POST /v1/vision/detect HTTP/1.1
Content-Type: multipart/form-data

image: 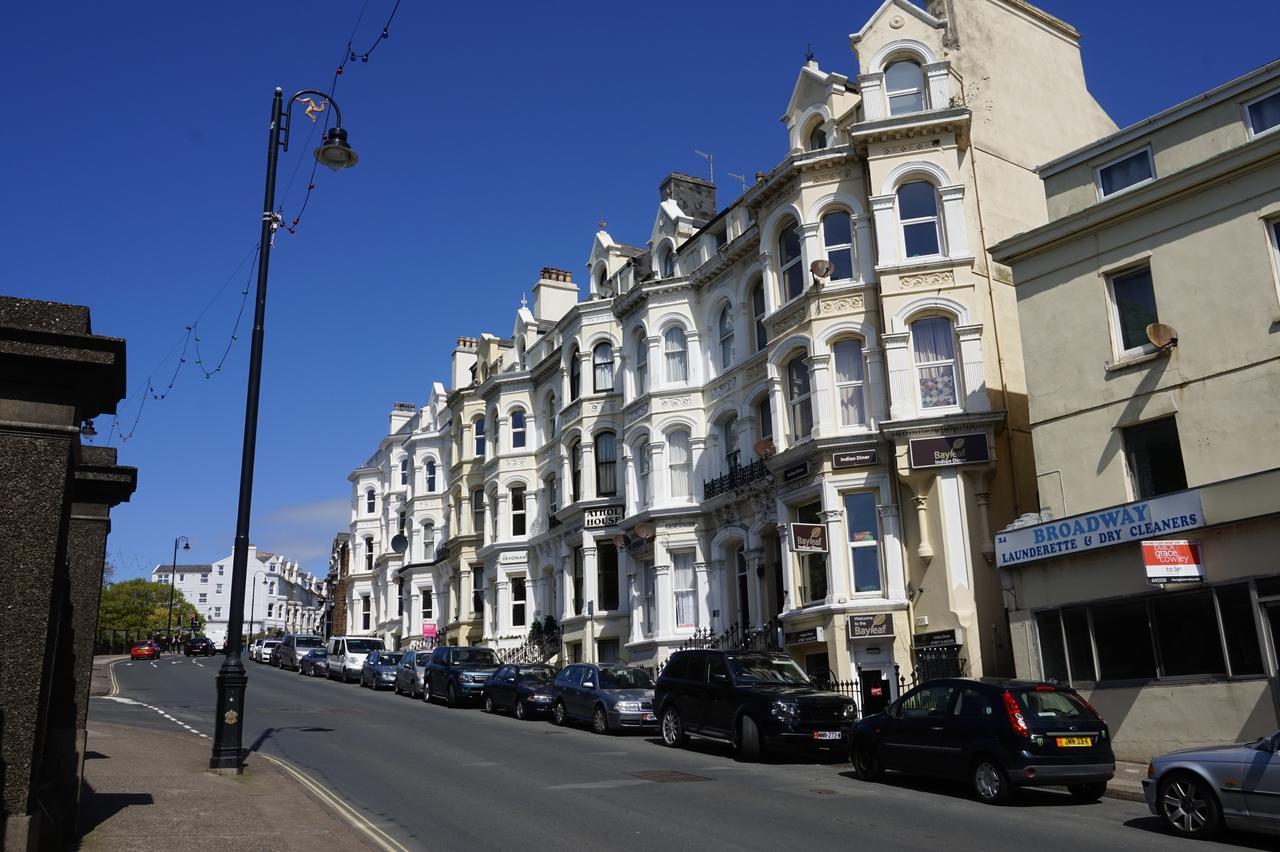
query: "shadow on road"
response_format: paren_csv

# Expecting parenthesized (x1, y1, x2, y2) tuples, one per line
(639, 735, 848, 766)
(1122, 817, 1278, 850)
(834, 769, 1104, 809)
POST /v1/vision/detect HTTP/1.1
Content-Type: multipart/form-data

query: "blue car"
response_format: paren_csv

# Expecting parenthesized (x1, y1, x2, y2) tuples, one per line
(551, 664, 656, 734)
(1144, 728, 1280, 839)
(482, 663, 558, 720)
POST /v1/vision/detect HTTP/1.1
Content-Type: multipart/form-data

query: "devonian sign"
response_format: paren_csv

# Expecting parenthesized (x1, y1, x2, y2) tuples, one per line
(995, 490, 1204, 568)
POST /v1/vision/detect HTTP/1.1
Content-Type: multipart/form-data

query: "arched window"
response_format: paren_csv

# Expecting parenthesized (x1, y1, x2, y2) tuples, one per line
(545, 474, 559, 516)
(722, 416, 739, 470)
(399, 458, 409, 486)
(808, 124, 828, 151)
(664, 326, 688, 383)
(822, 211, 854, 281)
(592, 343, 614, 392)
(473, 418, 486, 457)
(635, 440, 651, 508)
(425, 460, 437, 492)
(833, 339, 868, 426)
(751, 280, 767, 352)
(422, 522, 435, 561)
(364, 536, 374, 572)
(595, 266, 607, 294)
(568, 347, 581, 400)
(885, 60, 926, 115)
(595, 431, 617, 496)
(786, 354, 814, 440)
(511, 409, 527, 449)
(545, 393, 557, 440)
(668, 430, 691, 499)
(633, 328, 648, 395)
(570, 440, 582, 502)
(898, 181, 942, 258)
(660, 245, 676, 278)
(757, 396, 774, 443)
(718, 305, 734, 369)
(912, 317, 959, 409)
(511, 486, 527, 536)
(365, 489, 376, 514)
(779, 218, 804, 301)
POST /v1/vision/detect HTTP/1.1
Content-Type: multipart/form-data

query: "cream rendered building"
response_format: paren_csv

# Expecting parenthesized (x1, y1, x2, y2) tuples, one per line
(992, 60, 1280, 760)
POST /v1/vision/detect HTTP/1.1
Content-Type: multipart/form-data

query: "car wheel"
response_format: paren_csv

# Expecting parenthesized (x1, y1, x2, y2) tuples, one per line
(592, 705, 610, 735)
(1067, 782, 1106, 803)
(446, 683, 458, 708)
(483, 694, 495, 714)
(514, 700, 528, 721)
(1159, 772, 1222, 838)
(661, 707, 687, 748)
(972, 756, 1010, 805)
(852, 740, 883, 781)
(552, 701, 567, 726)
(737, 715, 765, 762)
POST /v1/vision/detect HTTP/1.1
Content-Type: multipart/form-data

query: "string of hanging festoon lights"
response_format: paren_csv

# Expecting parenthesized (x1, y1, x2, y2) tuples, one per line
(103, 1, 403, 445)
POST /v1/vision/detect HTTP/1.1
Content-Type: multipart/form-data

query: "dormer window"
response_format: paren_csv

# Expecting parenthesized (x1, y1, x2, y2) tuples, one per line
(660, 247, 676, 279)
(1246, 89, 1280, 137)
(1097, 148, 1154, 198)
(885, 60, 926, 115)
(808, 125, 828, 151)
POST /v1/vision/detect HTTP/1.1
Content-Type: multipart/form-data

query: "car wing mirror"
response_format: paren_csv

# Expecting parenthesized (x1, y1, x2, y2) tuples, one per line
(581, 681, 594, 689)
(710, 673, 728, 684)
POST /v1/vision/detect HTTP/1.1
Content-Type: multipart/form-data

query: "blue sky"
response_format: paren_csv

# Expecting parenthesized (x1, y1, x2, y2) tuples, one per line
(4, 1, 1276, 580)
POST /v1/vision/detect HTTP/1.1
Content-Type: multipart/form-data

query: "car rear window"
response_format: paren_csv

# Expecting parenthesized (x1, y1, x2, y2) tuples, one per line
(451, 649, 498, 666)
(598, 668, 654, 689)
(519, 668, 555, 684)
(264, 641, 280, 647)
(345, 639, 383, 653)
(132, 641, 149, 648)
(379, 653, 404, 665)
(1012, 688, 1092, 722)
(295, 637, 324, 648)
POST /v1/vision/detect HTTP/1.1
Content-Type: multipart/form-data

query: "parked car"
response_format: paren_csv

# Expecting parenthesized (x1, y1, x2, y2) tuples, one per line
(850, 678, 1114, 805)
(1143, 728, 1280, 839)
(248, 638, 264, 661)
(130, 640, 161, 660)
(552, 664, 656, 733)
(183, 636, 215, 657)
(298, 647, 329, 677)
(326, 636, 386, 683)
(275, 634, 325, 671)
(361, 650, 405, 689)
(482, 664, 558, 719)
(654, 649, 856, 761)
(425, 646, 501, 707)
(258, 639, 281, 665)
(393, 650, 432, 698)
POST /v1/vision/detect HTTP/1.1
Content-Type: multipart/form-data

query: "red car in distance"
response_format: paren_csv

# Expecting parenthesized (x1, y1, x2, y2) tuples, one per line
(130, 640, 161, 660)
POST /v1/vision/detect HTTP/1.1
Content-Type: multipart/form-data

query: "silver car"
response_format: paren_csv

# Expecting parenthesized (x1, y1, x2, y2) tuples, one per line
(1143, 728, 1280, 839)
(394, 650, 432, 698)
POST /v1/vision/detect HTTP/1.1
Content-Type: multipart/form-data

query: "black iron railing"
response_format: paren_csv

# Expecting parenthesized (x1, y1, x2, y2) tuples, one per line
(674, 617, 783, 654)
(498, 630, 561, 665)
(702, 458, 769, 500)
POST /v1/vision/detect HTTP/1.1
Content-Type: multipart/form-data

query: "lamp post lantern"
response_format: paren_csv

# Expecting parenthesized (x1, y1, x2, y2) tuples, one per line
(166, 536, 190, 645)
(209, 87, 357, 774)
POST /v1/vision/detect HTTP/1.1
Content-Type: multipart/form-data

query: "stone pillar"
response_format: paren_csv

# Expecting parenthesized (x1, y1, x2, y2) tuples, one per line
(649, 441, 669, 505)
(800, 221, 822, 291)
(496, 579, 510, 636)
(496, 492, 510, 542)
(627, 560, 644, 644)
(821, 506, 849, 601)
(654, 563, 673, 638)
(710, 559, 727, 630)
(581, 441, 596, 501)
(924, 62, 951, 108)
(883, 331, 914, 420)
(956, 324, 989, 411)
(460, 492, 474, 536)
(693, 561, 712, 629)
(865, 345, 888, 426)
(880, 503, 908, 602)
(742, 550, 764, 625)
(808, 354, 833, 439)
(853, 214, 877, 284)
(859, 72, 886, 121)
(869, 194, 898, 267)
(688, 436, 707, 502)
(582, 545, 598, 615)
(758, 250, 777, 316)
(911, 489, 935, 564)
(777, 522, 796, 613)
(939, 185, 970, 257)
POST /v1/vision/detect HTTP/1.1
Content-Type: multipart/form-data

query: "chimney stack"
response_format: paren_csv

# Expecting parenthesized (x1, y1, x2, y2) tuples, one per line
(532, 267, 579, 324)
(659, 173, 717, 223)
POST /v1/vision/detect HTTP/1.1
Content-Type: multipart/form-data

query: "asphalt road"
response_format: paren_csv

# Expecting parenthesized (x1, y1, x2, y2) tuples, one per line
(92, 655, 1272, 851)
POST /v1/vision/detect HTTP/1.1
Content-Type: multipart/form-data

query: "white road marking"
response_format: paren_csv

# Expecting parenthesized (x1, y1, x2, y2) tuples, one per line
(194, 661, 205, 667)
(463, 761, 499, 767)
(150, 662, 158, 668)
(547, 779, 652, 791)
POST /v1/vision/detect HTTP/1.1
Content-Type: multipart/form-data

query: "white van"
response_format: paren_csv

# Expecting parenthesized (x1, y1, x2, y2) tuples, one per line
(326, 636, 386, 683)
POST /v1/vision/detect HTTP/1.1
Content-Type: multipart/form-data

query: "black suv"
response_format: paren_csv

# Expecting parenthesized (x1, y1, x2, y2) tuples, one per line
(184, 636, 215, 657)
(850, 678, 1115, 804)
(425, 646, 501, 707)
(654, 649, 857, 761)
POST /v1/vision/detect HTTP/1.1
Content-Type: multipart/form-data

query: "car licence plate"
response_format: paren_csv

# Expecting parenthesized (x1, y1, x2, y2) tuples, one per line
(1056, 736, 1092, 748)
(812, 731, 843, 741)
(642, 713, 655, 722)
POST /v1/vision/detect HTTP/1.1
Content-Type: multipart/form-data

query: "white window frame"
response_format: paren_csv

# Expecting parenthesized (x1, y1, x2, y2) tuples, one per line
(642, 562, 657, 636)
(833, 338, 868, 427)
(1265, 217, 1280, 307)
(633, 329, 648, 396)
(399, 458, 409, 486)
(751, 282, 767, 352)
(808, 123, 828, 151)
(473, 418, 485, 457)
(420, 588, 433, 620)
(664, 326, 689, 384)
(1244, 88, 1280, 139)
(511, 487, 526, 536)
(911, 316, 962, 411)
(842, 490, 884, 595)
(673, 551, 697, 629)
(786, 355, 814, 441)
(1104, 264, 1159, 361)
(822, 210, 855, 283)
(717, 305, 734, 370)
(592, 343, 614, 392)
(884, 59, 927, 116)
(511, 576, 527, 627)
(778, 220, 804, 302)
(668, 429, 692, 499)
(635, 440, 651, 508)
(897, 181, 944, 260)
(422, 523, 435, 561)
(1094, 146, 1155, 200)
(511, 410, 526, 449)
(425, 460, 437, 491)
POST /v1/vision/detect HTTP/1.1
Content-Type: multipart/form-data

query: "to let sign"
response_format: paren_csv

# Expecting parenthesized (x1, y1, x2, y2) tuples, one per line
(848, 613, 894, 639)
(908, 433, 989, 469)
(790, 522, 828, 553)
(1143, 539, 1205, 584)
(421, 623, 437, 639)
(583, 504, 624, 529)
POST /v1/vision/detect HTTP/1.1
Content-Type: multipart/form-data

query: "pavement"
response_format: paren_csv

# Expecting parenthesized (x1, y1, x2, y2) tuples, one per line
(78, 655, 381, 851)
(86, 653, 1273, 851)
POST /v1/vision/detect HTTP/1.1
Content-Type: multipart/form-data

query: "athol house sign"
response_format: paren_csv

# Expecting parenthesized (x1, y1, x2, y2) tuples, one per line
(789, 523, 828, 553)
(583, 504, 624, 529)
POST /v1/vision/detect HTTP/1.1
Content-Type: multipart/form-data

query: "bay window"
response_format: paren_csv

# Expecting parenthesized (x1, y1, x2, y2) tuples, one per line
(511, 486, 526, 536)
(668, 429, 691, 498)
(673, 551, 697, 628)
(569, 348, 581, 400)
(751, 281, 767, 351)
(634, 328, 648, 395)
(898, 181, 942, 258)
(511, 409, 526, 449)
(911, 317, 958, 409)
(833, 339, 867, 426)
(664, 326, 688, 383)
(786, 354, 813, 440)
(592, 343, 614, 392)
(885, 60, 926, 115)
(779, 218, 804, 301)
(595, 431, 617, 496)
(718, 305, 734, 369)
(822, 210, 854, 281)
(843, 492, 882, 593)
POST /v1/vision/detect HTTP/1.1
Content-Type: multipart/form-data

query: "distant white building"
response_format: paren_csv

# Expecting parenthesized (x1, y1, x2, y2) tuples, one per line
(152, 544, 325, 645)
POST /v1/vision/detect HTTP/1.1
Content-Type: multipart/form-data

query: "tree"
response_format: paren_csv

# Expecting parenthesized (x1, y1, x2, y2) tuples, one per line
(98, 578, 205, 636)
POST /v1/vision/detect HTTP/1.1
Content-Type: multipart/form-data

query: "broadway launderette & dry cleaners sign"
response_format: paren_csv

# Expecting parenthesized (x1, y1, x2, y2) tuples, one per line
(995, 490, 1204, 568)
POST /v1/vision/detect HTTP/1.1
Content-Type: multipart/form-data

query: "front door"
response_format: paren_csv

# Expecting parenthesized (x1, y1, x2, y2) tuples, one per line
(861, 670, 891, 716)
(735, 549, 750, 628)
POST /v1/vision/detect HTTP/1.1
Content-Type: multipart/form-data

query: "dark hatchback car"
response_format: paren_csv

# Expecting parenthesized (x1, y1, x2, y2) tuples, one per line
(850, 678, 1115, 804)
(184, 636, 215, 657)
(655, 650, 856, 761)
(482, 664, 558, 720)
(361, 650, 404, 690)
(298, 648, 328, 677)
(426, 646, 502, 707)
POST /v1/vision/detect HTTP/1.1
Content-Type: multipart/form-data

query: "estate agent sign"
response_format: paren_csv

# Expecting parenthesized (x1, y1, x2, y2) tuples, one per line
(995, 489, 1204, 568)
(1142, 539, 1205, 584)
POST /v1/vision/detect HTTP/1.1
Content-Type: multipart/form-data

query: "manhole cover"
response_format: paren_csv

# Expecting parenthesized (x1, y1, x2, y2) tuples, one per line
(625, 770, 712, 783)
(810, 788, 836, 796)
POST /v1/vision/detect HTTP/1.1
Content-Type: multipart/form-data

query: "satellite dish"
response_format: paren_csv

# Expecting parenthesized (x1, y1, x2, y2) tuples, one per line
(753, 438, 776, 459)
(810, 259, 833, 280)
(634, 522, 656, 541)
(612, 534, 628, 548)
(1146, 322, 1178, 350)
(390, 533, 408, 555)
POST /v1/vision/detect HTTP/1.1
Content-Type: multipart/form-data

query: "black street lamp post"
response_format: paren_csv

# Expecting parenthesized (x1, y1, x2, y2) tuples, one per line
(166, 536, 190, 646)
(209, 88, 357, 774)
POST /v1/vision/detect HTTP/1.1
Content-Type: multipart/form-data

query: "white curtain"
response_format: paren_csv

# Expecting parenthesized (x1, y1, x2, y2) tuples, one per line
(668, 430, 691, 498)
(912, 317, 955, 363)
(673, 552, 696, 628)
(834, 339, 867, 426)
(665, 327, 688, 383)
